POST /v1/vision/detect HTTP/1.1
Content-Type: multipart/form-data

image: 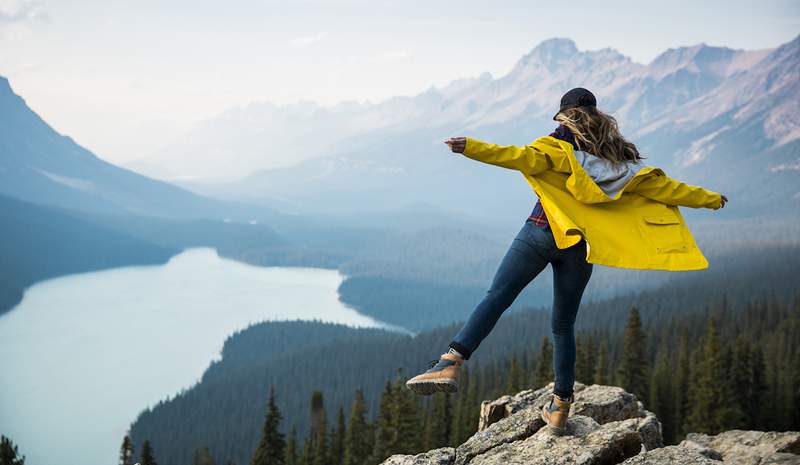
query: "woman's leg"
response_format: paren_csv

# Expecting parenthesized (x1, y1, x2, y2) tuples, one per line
(549, 239, 593, 399)
(449, 222, 551, 359)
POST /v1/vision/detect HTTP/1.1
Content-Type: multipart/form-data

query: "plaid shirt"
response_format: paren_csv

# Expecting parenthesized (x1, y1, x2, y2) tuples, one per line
(527, 125, 577, 229)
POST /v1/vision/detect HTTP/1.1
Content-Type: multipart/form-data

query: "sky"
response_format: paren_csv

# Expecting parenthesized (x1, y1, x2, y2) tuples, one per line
(1, 0, 798, 164)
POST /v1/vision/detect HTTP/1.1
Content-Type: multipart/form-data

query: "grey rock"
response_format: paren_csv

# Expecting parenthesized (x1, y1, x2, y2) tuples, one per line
(456, 408, 543, 465)
(468, 415, 641, 465)
(570, 385, 640, 424)
(635, 409, 664, 451)
(382, 447, 455, 465)
(620, 444, 723, 464)
(686, 430, 800, 465)
(477, 383, 585, 431)
(677, 439, 724, 461)
(391, 384, 799, 465)
(478, 383, 647, 431)
(462, 384, 662, 464)
(760, 453, 800, 465)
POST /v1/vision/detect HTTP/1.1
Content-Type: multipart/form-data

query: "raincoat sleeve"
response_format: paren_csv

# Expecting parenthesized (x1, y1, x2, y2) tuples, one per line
(634, 172, 723, 209)
(461, 137, 551, 174)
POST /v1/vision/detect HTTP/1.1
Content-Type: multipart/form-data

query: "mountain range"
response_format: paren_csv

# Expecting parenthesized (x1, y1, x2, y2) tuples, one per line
(142, 35, 800, 222)
(0, 75, 284, 222)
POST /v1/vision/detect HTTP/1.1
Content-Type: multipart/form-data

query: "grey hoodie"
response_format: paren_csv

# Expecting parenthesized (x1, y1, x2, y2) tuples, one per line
(572, 149, 644, 199)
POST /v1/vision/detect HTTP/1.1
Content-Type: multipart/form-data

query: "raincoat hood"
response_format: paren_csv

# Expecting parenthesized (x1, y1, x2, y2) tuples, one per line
(565, 149, 645, 204)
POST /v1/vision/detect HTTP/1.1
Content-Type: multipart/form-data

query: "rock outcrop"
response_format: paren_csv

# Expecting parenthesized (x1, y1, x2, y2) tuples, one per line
(685, 430, 800, 465)
(381, 383, 800, 465)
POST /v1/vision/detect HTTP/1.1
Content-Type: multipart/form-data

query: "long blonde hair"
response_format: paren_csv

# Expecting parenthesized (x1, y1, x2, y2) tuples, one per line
(555, 106, 645, 164)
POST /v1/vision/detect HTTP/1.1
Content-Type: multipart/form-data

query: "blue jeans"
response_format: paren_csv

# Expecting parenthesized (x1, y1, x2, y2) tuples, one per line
(449, 220, 593, 399)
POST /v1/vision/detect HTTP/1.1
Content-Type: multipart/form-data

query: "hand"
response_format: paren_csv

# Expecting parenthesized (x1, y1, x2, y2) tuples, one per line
(714, 194, 728, 210)
(443, 137, 467, 153)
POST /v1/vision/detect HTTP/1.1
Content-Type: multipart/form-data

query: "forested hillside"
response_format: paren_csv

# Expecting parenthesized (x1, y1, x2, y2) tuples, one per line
(0, 194, 177, 314)
(338, 219, 798, 330)
(276, 296, 799, 463)
(128, 241, 800, 465)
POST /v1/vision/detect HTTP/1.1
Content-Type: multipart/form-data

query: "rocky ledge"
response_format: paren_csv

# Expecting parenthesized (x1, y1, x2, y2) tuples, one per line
(381, 383, 800, 465)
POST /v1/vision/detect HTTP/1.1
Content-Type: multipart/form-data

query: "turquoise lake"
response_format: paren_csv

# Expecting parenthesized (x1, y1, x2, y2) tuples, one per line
(0, 248, 399, 465)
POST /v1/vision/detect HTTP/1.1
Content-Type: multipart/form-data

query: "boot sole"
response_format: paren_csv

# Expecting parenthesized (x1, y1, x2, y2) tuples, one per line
(405, 378, 458, 395)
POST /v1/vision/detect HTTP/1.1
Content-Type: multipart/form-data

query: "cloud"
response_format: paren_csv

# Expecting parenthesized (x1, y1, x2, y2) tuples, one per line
(290, 31, 328, 46)
(0, 0, 47, 23)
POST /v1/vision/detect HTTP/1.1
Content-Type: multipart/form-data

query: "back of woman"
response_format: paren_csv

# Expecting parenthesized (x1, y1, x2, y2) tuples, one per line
(405, 88, 727, 437)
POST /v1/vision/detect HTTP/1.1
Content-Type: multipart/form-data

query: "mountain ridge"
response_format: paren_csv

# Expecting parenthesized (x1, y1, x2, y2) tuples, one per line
(0, 75, 286, 222)
(160, 35, 799, 221)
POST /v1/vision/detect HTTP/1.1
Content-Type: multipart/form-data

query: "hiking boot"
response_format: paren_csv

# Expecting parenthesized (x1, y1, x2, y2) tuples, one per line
(405, 352, 464, 395)
(541, 393, 573, 434)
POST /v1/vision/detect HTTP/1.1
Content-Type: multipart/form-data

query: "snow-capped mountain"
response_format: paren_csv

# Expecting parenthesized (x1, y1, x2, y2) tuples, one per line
(153, 36, 800, 219)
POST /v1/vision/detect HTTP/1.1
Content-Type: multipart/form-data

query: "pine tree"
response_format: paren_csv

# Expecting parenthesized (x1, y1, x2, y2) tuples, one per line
(309, 391, 328, 465)
(119, 435, 134, 465)
(285, 427, 298, 465)
(507, 355, 521, 393)
(649, 349, 675, 443)
(534, 337, 553, 389)
(449, 365, 472, 445)
(140, 440, 157, 465)
(344, 389, 370, 465)
(575, 335, 590, 385)
(329, 404, 346, 465)
(194, 447, 217, 465)
(788, 346, 800, 430)
(748, 346, 768, 430)
(617, 307, 649, 400)
(0, 436, 25, 465)
(687, 315, 735, 433)
(729, 338, 751, 429)
(368, 381, 394, 464)
(464, 367, 481, 438)
(298, 436, 311, 465)
(718, 345, 740, 429)
(583, 334, 596, 385)
(673, 326, 691, 438)
(251, 387, 286, 465)
(422, 393, 451, 450)
(595, 336, 608, 385)
(391, 371, 422, 454)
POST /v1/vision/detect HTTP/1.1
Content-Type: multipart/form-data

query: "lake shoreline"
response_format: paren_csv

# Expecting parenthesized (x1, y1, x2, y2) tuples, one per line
(0, 247, 404, 465)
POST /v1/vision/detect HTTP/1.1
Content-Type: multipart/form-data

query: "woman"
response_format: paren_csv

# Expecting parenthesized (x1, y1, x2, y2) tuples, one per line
(404, 87, 728, 434)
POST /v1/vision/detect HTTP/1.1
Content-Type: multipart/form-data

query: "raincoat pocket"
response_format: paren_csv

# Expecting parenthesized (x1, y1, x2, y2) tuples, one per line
(639, 214, 687, 254)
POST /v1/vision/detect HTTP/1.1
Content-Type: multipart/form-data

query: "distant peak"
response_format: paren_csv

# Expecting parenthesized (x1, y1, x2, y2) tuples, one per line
(514, 38, 579, 69)
(650, 42, 737, 69)
(534, 37, 579, 54)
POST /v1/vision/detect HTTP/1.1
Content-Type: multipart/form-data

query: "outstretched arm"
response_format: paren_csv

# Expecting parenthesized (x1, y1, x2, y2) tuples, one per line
(635, 172, 728, 209)
(444, 136, 550, 174)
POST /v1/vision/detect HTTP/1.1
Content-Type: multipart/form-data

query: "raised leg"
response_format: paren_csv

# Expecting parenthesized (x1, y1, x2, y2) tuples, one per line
(450, 222, 551, 359)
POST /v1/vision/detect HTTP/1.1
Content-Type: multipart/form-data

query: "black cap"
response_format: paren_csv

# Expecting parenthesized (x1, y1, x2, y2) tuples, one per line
(553, 87, 597, 120)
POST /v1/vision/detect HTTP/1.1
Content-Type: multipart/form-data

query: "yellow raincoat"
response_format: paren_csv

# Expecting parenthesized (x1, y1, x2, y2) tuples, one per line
(462, 135, 723, 271)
